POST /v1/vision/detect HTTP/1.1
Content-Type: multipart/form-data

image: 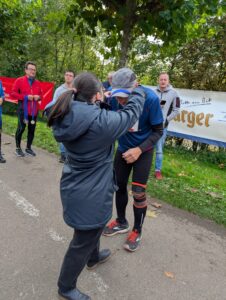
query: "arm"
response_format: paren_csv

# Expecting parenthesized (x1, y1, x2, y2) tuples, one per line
(44, 87, 60, 109)
(0, 81, 4, 105)
(122, 93, 164, 163)
(139, 123, 163, 152)
(11, 78, 25, 101)
(100, 87, 146, 143)
(122, 123, 163, 163)
(166, 91, 180, 124)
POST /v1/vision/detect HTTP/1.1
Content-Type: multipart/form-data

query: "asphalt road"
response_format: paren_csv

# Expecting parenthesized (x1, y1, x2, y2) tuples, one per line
(0, 134, 226, 300)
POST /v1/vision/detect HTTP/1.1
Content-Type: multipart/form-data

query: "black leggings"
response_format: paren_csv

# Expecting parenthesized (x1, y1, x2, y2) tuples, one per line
(15, 109, 37, 148)
(114, 149, 153, 232)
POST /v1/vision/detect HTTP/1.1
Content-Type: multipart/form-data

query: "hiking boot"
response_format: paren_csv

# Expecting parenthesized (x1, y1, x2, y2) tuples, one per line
(103, 219, 129, 236)
(25, 148, 36, 156)
(87, 248, 111, 270)
(58, 288, 91, 300)
(0, 152, 6, 163)
(155, 170, 163, 180)
(124, 230, 142, 252)
(15, 148, 25, 157)
(59, 153, 66, 163)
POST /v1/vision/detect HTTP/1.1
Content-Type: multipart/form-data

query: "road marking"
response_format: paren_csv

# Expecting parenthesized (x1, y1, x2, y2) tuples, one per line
(90, 272, 109, 293)
(9, 191, 40, 217)
(0, 180, 40, 217)
(48, 229, 65, 242)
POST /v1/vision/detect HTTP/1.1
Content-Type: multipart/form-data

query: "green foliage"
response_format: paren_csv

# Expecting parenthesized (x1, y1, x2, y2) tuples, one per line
(147, 145, 226, 226)
(67, 0, 221, 66)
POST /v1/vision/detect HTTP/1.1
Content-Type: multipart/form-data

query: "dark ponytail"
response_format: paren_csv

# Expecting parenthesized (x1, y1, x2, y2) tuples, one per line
(47, 90, 74, 127)
(47, 72, 102, 127)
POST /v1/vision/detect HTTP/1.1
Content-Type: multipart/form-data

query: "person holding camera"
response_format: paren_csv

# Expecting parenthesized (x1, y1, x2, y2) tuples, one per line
(154, 72, 180, 180)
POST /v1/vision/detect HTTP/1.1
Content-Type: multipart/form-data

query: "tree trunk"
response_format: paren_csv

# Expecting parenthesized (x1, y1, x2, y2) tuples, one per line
(118, 0, 137, 68)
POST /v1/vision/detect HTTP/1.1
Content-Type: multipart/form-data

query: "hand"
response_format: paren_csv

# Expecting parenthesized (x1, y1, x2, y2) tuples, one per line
(104, 91, 112, 98)
(122, 147, 142, 164)
(28, 95, 34, 101)
(0, 98, 3, 105)
(33, 95, 40, 101)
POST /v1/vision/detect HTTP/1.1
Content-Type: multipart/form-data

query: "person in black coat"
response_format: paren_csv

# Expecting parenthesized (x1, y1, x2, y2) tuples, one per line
(47, 71, 145, 300)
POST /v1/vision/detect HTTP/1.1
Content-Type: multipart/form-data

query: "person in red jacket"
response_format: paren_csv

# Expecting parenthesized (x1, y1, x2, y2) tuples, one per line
(11, 61, 43, 157)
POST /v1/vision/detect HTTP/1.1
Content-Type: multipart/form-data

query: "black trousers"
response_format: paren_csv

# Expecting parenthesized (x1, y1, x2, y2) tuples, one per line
(15, 108, 37, 148)
(114, 149, 153, 224)
(58, 226, 104, 293)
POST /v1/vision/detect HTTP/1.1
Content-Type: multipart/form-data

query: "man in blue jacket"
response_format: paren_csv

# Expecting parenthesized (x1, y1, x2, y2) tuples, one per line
(0, 80, 6, 163)
(103, 68, 164, 252)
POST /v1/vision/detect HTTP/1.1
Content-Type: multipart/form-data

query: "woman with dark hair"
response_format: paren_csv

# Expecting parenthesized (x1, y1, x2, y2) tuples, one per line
(48, 71, 145, 300)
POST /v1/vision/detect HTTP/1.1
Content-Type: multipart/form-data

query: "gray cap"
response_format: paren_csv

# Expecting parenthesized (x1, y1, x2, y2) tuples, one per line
(111, 68, 137, 97)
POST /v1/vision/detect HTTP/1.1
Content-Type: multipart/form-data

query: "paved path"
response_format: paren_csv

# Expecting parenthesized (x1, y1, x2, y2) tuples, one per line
(0, 134, 226, 300)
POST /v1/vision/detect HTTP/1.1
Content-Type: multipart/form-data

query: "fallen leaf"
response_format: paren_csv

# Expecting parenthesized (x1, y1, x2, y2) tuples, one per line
(178, 171, 187, 177)
(206, 191, 223, 199)
(164, 271, 175, 279)
(147, 210, 157, 218)
(4, 142, 11, 145)
(151, 202, 162, 209)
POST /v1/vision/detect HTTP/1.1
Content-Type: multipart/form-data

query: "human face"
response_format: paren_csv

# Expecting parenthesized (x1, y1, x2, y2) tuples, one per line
(25, 64, 36, 78)
(108, 76, 113, 85)
(159, 74, 169, 90)
(64, 72, 75, 85)
(116, 96, 128, 106)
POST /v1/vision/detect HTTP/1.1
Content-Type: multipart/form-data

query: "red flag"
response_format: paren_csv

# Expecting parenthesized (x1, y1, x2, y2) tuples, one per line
(0, 76, 54, 110)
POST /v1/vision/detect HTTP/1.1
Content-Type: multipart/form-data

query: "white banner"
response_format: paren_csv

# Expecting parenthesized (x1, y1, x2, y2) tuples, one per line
(149, 87, 226, 148)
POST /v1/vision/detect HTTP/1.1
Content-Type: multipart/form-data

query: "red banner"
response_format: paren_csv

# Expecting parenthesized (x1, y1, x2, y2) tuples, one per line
(0, 76, 54, 110)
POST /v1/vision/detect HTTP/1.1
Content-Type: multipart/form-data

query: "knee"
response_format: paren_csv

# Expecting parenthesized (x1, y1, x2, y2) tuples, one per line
(117, 180, 128, 193)
(132, 183, 147, 208)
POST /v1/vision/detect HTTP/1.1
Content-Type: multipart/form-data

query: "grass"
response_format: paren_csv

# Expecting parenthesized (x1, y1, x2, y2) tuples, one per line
(2, 113, 226, 226)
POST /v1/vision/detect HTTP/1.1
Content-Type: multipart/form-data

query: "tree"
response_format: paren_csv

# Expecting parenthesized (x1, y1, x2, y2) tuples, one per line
(67, 0, 220, 67)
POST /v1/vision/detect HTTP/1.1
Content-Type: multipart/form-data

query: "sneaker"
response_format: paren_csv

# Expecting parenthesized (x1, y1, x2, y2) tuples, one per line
(0, 152, 6, 163)
(58, 288, 91, 300)
(59, 153, 66, 163)
(15, 148, 25, 157)
(103, 219, 129, 236)
(25, 148, 36, 156)
(124, 230, 142, 252)
(155, 170, 163, 180)
(87, 248, 111, 270)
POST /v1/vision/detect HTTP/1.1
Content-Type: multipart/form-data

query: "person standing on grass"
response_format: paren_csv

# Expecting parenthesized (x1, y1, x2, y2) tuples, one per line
(45, 70, 75, 163)
(103, 68, 163, 252)
(0, 80, 6, 163)
(11, 61, 43, 157)
(154, 72, 180, 180)
(47, 71, 146, 300)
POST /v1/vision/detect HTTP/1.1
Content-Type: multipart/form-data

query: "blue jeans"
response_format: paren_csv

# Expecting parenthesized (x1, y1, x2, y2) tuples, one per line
(155, 128, 168, 171)
(59, 143, 66, 155)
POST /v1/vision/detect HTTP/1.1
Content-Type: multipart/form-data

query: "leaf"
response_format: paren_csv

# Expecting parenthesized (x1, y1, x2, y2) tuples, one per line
(147, 210, 157, 218)
(206, 191, 223, 199)
(151, 202, 162, 208)
(218, 164, 224, 169)
(164, 271, 175, 279)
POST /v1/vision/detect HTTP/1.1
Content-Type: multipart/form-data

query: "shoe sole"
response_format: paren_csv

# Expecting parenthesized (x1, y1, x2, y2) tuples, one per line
(86, 253, 112, 270)
(103, 227, 130, 237)
(123, 236, 142, 252)
(15, 152, 25, 157)
(25, 152, 36, 157)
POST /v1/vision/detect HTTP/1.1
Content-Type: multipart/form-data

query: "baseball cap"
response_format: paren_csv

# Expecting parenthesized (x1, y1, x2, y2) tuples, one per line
(111, 68, 137, 97)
